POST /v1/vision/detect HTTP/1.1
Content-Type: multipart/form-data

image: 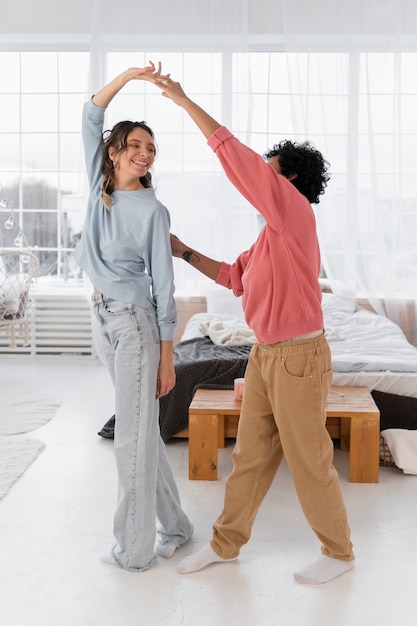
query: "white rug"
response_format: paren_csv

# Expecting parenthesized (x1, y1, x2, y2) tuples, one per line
(0, 392, 62, 435)
(0, 436, 45, 500)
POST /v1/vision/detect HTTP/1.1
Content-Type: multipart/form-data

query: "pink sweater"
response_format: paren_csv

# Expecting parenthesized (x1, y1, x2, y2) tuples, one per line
(208, 126, 324, 344)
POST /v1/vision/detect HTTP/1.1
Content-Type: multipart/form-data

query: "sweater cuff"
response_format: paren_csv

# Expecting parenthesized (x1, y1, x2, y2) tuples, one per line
(215, 262, 232, 288)
(207, 126, 233, 151)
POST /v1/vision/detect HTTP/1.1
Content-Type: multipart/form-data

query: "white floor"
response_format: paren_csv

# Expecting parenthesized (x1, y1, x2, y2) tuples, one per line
(1, 356, 417, 626)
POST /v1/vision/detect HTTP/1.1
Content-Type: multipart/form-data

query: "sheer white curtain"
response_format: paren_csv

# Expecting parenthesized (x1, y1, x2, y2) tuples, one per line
(279, 0, 417, 345)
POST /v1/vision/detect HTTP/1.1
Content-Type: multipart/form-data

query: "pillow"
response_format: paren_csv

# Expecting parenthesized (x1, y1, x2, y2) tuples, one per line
(206, 287, 245, 318)
(381, 429, 417, 475)
(318, 278, 333, 293)
(321, 292, 356, 317)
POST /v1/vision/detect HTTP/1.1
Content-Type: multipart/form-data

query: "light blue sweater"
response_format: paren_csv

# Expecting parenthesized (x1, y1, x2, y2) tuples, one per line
(73, 99, 177, 341)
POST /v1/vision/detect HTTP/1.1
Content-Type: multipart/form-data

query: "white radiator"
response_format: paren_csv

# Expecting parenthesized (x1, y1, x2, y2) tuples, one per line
(0, 287, 95, 357)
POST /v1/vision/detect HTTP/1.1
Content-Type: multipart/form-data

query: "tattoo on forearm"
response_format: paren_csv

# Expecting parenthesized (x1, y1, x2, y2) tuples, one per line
(182, 249, 200, 265)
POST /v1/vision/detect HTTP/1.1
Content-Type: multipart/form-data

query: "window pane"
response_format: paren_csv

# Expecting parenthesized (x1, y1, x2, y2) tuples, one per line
(21, 52, 58, 93)
(0, 95, 20, 132)
(183, 53, 222, 92)
(322, 135, 348, 173)
(21, 94, 59, 132)
(61, 250, 82, 280)
(183, 134, 217, 171)
(34, 250, 58, 277)
(0, 173, 18, 195)
(21, 134, 59, 171)
(358, 95, 394, 133)
(0, 135, 20, 171)
(305, 95, 348, 134)
(59, 94, 86, 132)
(245, 53, 273, 92)
(0, 208, 22, 248)
(0, 52, 20, 91)
(21, 175, 58, 210)
(401, 53, 417, 93)
(264, 95, 293, 134)
(59, 173, 86, 196)
(401, 96, 417, 133)
(360, 54, 396, 93)
(59, 197, 85, 247)
(59, 134, 84, 171)
(22, 212, 58, 247)
(58, 52, 89, 92)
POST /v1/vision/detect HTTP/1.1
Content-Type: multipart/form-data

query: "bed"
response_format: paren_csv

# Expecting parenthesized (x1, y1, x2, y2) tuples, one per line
(99, 288, 417, 472)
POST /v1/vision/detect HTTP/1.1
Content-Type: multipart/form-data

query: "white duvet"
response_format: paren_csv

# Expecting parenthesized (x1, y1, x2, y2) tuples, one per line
(322, 294, 417, 373)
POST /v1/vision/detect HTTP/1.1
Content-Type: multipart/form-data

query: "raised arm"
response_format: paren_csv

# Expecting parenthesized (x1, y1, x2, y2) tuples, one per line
(92, 62, 162, 108)
(170, 234, 221, 281)
(152, 74, 221, 139)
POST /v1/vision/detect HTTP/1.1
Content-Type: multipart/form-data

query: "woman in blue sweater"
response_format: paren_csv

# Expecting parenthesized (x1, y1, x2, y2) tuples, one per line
(73, 63, 193, 571)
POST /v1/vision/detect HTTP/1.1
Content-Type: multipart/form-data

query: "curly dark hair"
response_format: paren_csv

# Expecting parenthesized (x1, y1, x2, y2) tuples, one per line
(101, 120, 156, 210)
(264, 140, 330, 204)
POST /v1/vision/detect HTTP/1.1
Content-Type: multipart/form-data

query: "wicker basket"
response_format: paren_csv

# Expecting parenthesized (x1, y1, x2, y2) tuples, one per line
(379, 434, 396, 467)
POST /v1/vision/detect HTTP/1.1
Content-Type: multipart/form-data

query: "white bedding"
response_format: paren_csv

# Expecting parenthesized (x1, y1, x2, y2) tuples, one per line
(180, 292, 417, 399)
(321, 294, 417, 374)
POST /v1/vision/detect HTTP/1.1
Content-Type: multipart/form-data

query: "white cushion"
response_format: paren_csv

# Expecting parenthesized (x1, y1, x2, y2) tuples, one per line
(206, 287, 245, 317)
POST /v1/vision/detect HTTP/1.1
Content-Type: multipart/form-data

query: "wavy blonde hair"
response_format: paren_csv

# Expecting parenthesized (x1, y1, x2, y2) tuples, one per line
(100, 120, 156, 210)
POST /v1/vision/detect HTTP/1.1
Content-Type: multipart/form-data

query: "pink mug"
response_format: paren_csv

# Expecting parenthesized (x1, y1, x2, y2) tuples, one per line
(234, 378, 245, 400)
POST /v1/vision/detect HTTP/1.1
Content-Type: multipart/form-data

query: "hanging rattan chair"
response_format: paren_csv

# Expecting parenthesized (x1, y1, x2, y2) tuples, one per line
(0, 249, 39, 349)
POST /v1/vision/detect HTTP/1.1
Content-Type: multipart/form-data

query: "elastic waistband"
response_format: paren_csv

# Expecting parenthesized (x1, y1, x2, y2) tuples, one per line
(267, 329, 324, 345)
(257, 331, 327, 356)
(285, 329, 323, 342)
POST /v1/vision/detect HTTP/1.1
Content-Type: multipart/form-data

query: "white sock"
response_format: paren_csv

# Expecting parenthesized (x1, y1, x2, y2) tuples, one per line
(294, 555, 354, 584)
(176, 544, 237, 574)
(154, 540, 177, 558)
(101, 545, 119, 567)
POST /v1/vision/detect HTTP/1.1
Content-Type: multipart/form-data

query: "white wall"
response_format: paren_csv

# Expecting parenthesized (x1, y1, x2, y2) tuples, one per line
(0, 0, 285, 37)
(0, 0, 94, 34)
(2, 0, 415, 39)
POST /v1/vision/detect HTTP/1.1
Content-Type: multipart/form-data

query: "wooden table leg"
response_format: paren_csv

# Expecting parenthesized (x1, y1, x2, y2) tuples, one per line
(188, 412, 220, 480)
(217, 414, 226, 448)
(340, 417, 350, 452)
(348, 416, 380, 483)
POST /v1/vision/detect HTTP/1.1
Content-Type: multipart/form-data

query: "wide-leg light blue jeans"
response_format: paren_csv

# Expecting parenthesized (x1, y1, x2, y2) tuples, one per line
(92, 294, 193, 571)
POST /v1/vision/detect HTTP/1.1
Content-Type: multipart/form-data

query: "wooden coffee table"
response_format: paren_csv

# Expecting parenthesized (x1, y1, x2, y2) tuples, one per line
(187, 386, 380, 483)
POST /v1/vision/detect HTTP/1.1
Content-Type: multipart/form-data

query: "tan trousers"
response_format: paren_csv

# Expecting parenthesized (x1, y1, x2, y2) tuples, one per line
(211, 334, 354, 562)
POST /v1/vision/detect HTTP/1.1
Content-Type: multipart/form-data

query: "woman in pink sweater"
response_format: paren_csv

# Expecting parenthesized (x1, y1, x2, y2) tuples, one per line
(152, 68, 355, 585)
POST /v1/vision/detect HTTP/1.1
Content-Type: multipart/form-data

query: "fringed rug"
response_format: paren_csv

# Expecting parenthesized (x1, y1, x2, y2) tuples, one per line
(0, 392, 62, 435)
(0, 436, 45, 500)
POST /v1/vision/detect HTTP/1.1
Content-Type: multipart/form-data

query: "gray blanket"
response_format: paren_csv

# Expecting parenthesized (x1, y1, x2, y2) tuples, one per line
(159, 337, 250, 441)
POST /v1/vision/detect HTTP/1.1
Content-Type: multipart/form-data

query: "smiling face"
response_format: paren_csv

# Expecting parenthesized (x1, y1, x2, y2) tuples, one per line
(109, 126, 156, 190)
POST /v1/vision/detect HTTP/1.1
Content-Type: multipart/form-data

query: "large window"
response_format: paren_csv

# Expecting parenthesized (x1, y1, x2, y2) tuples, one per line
(0, 51, 89, 281)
